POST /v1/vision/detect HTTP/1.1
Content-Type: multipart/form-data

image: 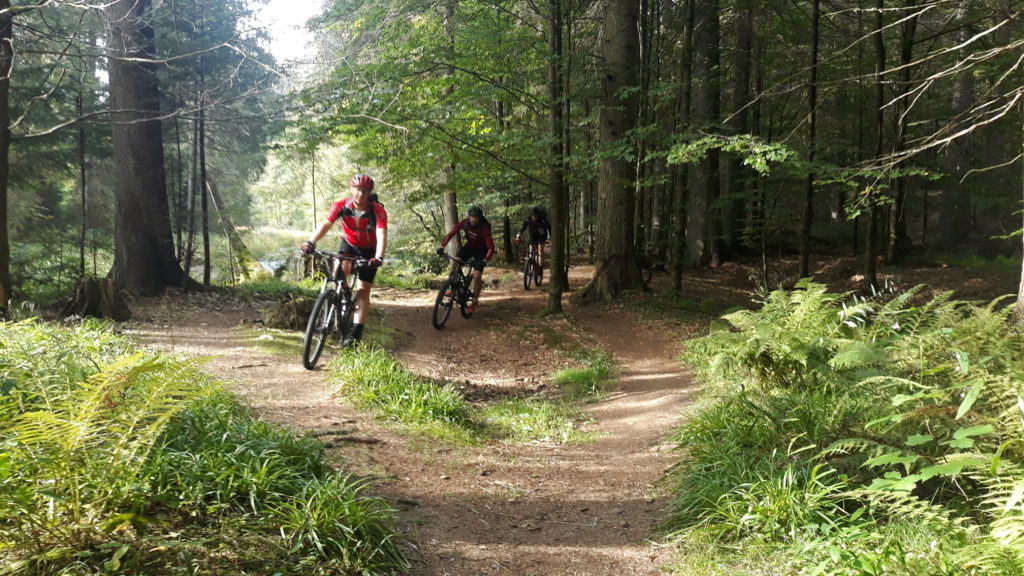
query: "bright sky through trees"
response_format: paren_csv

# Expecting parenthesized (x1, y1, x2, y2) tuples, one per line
(256, 0, 320, 62)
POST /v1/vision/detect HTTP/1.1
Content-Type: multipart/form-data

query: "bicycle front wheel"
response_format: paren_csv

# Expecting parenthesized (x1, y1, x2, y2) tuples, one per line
(523, 259, 533, 290)
(432, 281, 455, 329)
(338, 298, 356, 344)
(302, 290, 337, 370)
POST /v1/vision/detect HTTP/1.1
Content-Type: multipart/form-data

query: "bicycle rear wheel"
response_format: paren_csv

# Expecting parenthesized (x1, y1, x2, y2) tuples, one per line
(534, 263, 543, 286)
(432, 281, 455, 329)
(523, 259, 534, 290)
(302, 290, 337, 370)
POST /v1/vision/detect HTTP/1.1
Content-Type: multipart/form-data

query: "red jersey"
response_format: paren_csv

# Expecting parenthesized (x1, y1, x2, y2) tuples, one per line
(443, 218, 495, 261)
(326, 198, 387, 249)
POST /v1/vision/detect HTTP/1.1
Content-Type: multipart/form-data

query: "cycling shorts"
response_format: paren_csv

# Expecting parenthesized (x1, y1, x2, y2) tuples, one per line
(339, 240, 379, 283)
(457, 246, 489, 271)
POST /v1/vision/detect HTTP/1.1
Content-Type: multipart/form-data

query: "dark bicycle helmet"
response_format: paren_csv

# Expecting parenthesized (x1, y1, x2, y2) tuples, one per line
(467, 206, 484, 218)
(351, 174, 375, 191)
(531, 205, 547, 219)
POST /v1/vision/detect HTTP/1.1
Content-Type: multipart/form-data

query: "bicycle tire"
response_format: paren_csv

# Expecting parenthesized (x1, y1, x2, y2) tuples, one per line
(523, 259, 533, 290)
(337, 297, 356, 344)
(432, 281, 455, 329)
(302, 289, 336, 370)
(534, 264, 543, 287)
(459, 275, 474, 318)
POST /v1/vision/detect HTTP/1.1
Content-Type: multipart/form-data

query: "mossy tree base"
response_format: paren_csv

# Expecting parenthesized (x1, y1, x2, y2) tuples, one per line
(61, 278, 132, 321)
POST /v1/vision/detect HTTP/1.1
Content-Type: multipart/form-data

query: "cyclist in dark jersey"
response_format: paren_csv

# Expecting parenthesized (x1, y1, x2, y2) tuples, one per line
(437, 206, 494, 312)
(515, 206, 551, 271)
(300, 174, 387, 346)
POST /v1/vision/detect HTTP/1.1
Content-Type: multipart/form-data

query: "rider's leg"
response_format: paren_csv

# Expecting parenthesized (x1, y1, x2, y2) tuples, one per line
(534, 243, 544, 269)
(471, 269, 483, 304)
(349, 281, 373, 342)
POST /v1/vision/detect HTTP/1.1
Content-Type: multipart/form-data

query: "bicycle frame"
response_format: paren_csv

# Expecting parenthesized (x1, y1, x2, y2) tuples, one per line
(432, 253, 477, 329)
(301, 249, 367, 369)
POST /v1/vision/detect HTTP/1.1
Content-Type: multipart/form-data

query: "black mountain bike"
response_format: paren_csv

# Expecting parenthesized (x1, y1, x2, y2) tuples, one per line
(432, 253, 477, 329)
(522, 243, 543, 290)
(301, 249, 367, 370)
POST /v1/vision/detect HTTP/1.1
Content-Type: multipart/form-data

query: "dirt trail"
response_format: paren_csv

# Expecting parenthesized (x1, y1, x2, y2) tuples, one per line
(126, 269, 695, 576)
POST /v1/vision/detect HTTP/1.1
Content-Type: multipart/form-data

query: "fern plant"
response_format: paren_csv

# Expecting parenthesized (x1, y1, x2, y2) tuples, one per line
(0, 322, 214, 567)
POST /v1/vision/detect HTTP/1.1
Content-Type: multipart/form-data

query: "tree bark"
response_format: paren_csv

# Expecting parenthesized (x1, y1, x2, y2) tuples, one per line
(0, 0, 12, 315)
(886, 0, 917, 263)
(442, 0, 459, 246)
(670, 0, 693, 294)
(725, 0, 753, 255)
(799, 0, 819, 279)
(865, 0, 886, 289)
(546, 0, 568, 313)
(684, 0, 720, 269)
(576, 0, 642, 302)
(106, 0, 188, 295)
(937, 2, 974, 247)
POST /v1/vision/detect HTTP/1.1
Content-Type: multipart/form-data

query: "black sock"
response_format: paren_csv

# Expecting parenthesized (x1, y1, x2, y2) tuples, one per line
(352, 324, 365, 340)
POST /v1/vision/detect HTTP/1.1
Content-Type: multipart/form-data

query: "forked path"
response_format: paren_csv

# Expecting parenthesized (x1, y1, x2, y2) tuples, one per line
(127, 274, 695, 576)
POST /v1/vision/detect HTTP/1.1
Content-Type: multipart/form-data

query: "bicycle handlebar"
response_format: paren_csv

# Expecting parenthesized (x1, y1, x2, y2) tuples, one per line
(439, 252, 482, 267)
(305, 248, 369, 268)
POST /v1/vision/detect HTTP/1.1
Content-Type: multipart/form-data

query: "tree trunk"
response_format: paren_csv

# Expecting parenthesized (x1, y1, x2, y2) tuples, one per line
(799, 0, 820, 278)
(547, 0, 568, 313)
(183, 115, 199, 285)
(865, 0, 885, 289)
(670, 0, 693, 294)
(442, 0, 459, 246)
(0, 0, 10, 316)
(684, 0, 720, 269)
(78, 89, 88, 278)
(886, 1, 917, 263)
(199, 97, 211, 285)
(725, 0, 753, 255)
(208, 180, 255, 281)
(937, 2, 974, 247)
(576, 0, 641, 302)
(106, 0, 188, 295)
(61, 278, 131, 322)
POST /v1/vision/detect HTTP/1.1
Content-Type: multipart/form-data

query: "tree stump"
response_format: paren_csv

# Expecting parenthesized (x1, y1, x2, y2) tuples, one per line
(263, 298, 315, 330)
(61, 278, 132, 322)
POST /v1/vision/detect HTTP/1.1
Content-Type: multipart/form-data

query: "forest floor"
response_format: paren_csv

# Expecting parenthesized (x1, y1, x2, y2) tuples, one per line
(123, 254, 1019, 576)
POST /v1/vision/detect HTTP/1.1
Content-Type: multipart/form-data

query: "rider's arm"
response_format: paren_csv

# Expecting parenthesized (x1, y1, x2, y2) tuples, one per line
(483, 228, 495, 262)
(441, 221, 462, 248)
(374, 203, 388, 260)
(375, 226, 388, 260)
(308, 219, 334, 244)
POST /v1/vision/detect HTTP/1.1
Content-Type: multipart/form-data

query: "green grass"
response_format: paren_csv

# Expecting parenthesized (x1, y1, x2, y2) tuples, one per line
(326, 345, 597, 446)
(0, 319, 407, 576)
(554, 348, 615, 399)
(481, 397, 596, 443)
(913, 251, 1020, 274)
(328, 345, 481, 443)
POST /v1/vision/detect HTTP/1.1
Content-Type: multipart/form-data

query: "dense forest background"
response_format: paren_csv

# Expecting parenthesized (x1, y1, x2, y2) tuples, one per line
(0, 0, 1021, 316)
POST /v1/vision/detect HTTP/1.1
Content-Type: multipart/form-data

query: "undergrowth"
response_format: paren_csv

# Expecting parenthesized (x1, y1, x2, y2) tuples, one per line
(0, 319, 406, 575)
(327, 345, 596, 444)
(667, 280, 1024, 575)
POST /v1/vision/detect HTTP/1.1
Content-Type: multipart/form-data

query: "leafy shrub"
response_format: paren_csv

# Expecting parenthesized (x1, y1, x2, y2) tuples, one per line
(672, 281, 1024, 574)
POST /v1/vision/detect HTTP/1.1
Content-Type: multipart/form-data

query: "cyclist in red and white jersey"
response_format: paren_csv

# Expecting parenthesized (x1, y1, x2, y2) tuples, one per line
(300, 174, 387, 345)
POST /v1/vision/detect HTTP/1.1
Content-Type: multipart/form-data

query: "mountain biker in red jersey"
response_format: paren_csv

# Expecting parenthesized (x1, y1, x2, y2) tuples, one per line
(437, 206, 494, 312)
(300, 174, 387, 346)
